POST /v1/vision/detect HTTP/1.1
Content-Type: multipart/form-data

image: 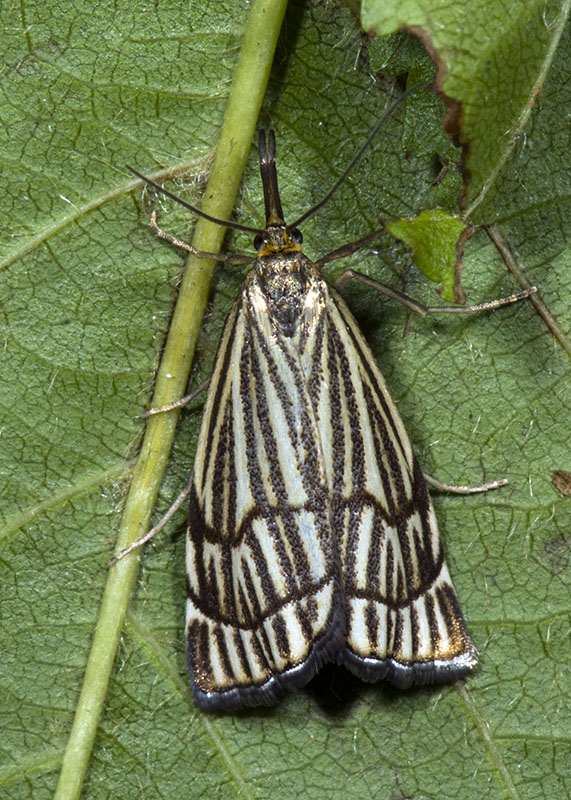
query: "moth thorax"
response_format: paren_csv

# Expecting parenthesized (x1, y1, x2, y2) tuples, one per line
(256, 254, 316, 337)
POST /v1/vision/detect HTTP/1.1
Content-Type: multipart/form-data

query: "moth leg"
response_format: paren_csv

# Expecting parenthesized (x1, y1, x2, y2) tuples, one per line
(142, 378, 210, 417)
(334, 268, 537, 318)
(106, 475, 193, 567)
(150, 211, 253, 265)
(106, 379, 212, 564)
(423, 473, 508, 494)
(315, 227, 385, 266)
(106, 377, 212, 564)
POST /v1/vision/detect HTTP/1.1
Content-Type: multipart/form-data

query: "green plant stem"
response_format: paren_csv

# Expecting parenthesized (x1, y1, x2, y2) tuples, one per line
(53, 1, 289, 798)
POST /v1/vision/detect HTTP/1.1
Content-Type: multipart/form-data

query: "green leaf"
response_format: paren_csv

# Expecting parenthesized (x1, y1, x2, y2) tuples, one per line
(1, 2, 569, 799)
(386, 209, 470, 302)
(362, 0, 570, 217)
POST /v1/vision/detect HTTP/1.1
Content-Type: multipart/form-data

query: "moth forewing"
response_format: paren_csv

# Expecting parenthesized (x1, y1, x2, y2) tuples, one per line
(314, 287, 477, 686)
(183, 131, 478, 710)
(186, 259, 345, 709)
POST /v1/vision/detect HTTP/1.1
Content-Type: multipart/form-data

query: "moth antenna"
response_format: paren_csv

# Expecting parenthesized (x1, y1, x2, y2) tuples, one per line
(290, 80, 433, 228)
(125, 165, 264, 235)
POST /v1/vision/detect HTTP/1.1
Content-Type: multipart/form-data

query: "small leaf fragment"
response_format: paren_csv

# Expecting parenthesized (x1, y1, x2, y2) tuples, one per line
(385, 208, 471, 302)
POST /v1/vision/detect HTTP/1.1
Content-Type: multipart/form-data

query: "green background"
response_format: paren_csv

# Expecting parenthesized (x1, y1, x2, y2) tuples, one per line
(1, 0, 569, 798)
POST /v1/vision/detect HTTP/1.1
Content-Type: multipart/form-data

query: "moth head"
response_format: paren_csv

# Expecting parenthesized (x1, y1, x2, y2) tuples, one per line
(254, 225, 303, 257)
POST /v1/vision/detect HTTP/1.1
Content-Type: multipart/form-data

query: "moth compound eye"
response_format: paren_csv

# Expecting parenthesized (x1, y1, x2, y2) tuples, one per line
(290, 228, 303, 245)
(254, 234, 265, 251)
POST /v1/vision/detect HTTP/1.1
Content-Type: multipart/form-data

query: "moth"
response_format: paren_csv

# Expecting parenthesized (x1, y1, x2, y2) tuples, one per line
(121, 121, 533, 711)
(184, 131, 479, 710)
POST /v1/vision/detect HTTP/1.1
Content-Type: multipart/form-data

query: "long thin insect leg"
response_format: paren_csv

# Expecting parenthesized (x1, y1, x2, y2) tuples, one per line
(423, 473, 508, 494)
(106, 475, 194, 567)
(335, 268, 536, 316)
(315, 227, 386, 267)
(143, 378, 211, 417)
(150, 212, 253, 265)
(108, 380, 212, 564)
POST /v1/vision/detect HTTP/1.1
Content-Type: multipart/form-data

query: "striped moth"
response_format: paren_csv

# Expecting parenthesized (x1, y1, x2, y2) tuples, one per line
(185, 131, 479, 710)
(117, 112, 535, 711)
